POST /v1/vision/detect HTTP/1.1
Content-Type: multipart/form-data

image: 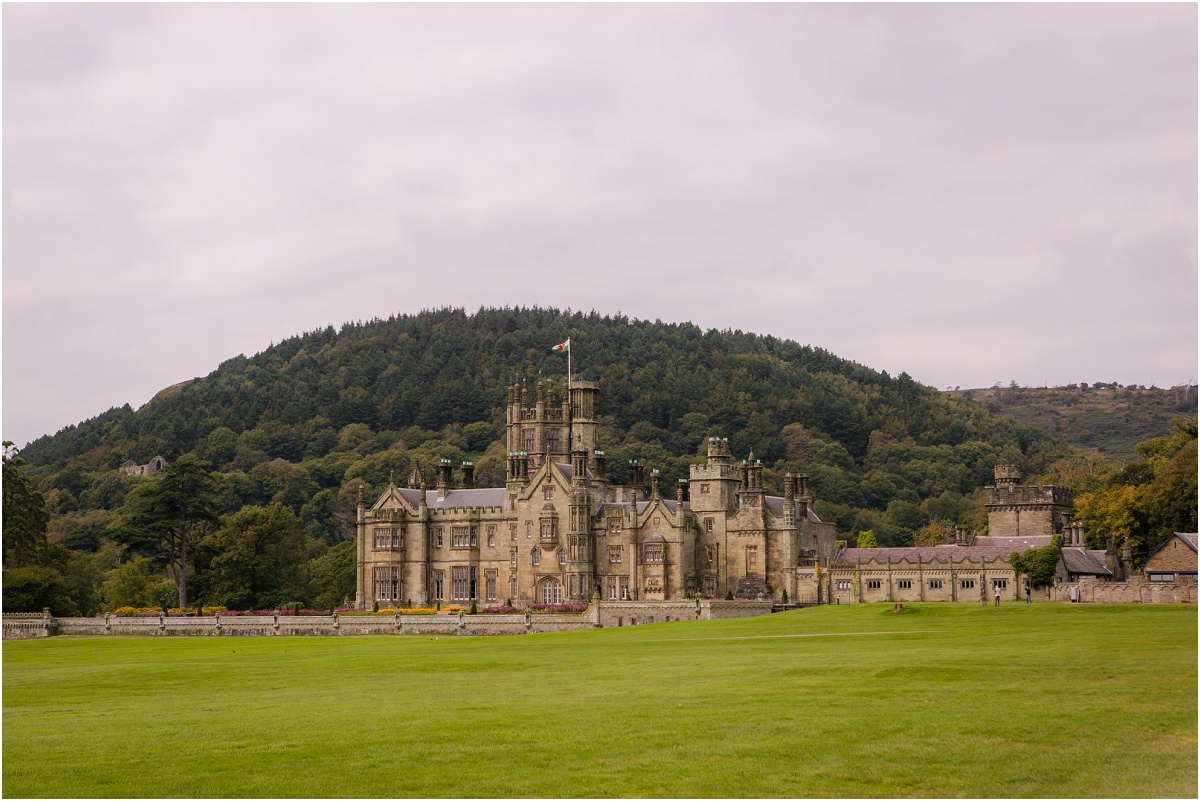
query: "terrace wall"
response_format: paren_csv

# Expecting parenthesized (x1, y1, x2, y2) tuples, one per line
(3, 599, 778, 640)
(1053, 575, 1197, 605)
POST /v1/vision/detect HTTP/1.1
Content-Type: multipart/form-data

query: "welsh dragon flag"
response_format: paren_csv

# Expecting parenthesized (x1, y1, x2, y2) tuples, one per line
(551, 339, 570, 354)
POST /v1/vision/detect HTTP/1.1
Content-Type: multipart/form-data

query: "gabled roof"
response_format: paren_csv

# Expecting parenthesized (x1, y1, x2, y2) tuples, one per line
(1060, 547, 1112, 576)
(593, 499, 687, 519)
(1144, 532, 1199, 564)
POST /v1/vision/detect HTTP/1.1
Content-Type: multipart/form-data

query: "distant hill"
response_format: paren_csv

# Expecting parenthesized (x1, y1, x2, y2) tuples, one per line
(21, 307, 1073, 547)
(951, 384, 1197, 462)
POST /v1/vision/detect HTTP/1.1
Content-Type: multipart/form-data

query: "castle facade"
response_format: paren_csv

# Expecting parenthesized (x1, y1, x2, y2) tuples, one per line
(355, 379, 837, 608)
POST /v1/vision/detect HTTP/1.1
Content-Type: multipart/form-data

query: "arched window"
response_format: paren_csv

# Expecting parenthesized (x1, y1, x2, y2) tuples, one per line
(541, 578, 563, 605)
(558, 548, 566, 566)
(531, 548, 540, 567)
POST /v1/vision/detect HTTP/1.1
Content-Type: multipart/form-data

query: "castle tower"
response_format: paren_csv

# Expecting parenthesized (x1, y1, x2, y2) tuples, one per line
(984, 465, 1074, 539)
(688, 438, 741, 514)
(567, 380, 600, 464)
(566, 448, 594, 601)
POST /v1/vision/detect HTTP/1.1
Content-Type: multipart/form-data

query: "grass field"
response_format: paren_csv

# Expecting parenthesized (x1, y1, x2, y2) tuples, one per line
(3, 603, 1196, 798)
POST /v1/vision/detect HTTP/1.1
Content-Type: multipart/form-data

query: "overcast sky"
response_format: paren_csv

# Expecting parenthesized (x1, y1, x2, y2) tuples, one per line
(4, 3, 1196, 448)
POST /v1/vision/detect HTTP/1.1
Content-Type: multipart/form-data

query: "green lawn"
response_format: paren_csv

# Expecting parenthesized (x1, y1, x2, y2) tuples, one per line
(3, 603, 1196, 798)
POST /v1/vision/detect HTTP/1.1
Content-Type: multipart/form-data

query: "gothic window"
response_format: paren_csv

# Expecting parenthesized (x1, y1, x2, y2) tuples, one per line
(993, 579, 1007, 589)
(606, 576, 619, 600)
(435, 528, 443, 548)
(961, 579, 975, 589)
(487, 526, 496, 548)
(510, 549, 518, 568)
(746, 545, 758, 571)
(644, 545, 664, 564)
(452, 527, 470, 548)
(705, 545, 715, 565)
(704, 518, 713, 535)
(608, 546, 622, 564)
(544, 485, 554, 501)
(837, 580, 852, 591)
(510, 577, 518, 598)
(470, 527, 478, 547)
(373, 567, 399, 601)
(452, 566, 470, 601)
(898, 580, 912, 589)
(541, 579, 563, 605)
(524, 430, 535, 452)
(374, 528, 401, 550)
(867, 580, 881, 590)
(486, 570, 497, 602)
(434, 571, 445, 601)
(509, 524, 517, 542)
(531, 548, 541, 567)
(546, 429, 560, 453)
(526, 521, 533, 539)
(609, 518, 621, 535)
(540, 518, 558, 539)
(620, 578, 629, 600)
(558, 548, 566, 566)
(929, 579, 943, 589)
(703, 578, 716, 598)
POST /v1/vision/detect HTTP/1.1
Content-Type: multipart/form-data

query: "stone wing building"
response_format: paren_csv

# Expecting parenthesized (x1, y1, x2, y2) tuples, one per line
(355, 379, 838, 608)
(828, 465, 1132, 603)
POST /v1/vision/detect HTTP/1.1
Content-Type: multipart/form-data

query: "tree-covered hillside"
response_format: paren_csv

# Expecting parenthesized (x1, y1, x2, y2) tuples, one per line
(953, 383, 1197, 461)
(23, 308, 1068, 541)
(11, 307, 1129, 615)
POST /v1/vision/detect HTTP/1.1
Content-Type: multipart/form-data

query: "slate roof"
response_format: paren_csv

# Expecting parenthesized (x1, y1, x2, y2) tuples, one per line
(835, 547, 1018, 566)
(553, 462, 594, 482)
(972, 535, 1054, 550)
(763, 495, 824, 522)
(1178, 533, 1199, 551)
(393, 487, 508, 509)
(1060, 547, 1112, 576)
(595, 499, 686, 517)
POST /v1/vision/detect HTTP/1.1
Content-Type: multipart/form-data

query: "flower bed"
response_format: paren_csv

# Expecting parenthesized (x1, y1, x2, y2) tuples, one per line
(480, 605, 521, 614)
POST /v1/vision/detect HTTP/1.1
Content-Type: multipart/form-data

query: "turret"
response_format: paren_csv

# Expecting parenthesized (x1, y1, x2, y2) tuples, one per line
(593, 450, 607, 483)
(994, 464, 1021, 486)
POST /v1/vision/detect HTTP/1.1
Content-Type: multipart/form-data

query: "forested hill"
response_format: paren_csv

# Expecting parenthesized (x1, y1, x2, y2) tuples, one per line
(951, 384, 1198, 461)
(22, 307, 1069, 548)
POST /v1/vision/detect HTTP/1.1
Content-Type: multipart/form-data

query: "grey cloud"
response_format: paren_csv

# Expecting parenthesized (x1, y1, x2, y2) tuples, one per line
(4, 3, 1195, 446)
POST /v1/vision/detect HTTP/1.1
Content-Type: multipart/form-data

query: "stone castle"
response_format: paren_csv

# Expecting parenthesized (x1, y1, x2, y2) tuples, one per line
(356, 379, 1191, 609)
(356, 379, 837, 608)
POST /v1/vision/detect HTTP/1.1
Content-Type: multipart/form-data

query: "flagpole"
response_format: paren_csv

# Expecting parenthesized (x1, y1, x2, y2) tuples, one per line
(568, 338, 572, 390)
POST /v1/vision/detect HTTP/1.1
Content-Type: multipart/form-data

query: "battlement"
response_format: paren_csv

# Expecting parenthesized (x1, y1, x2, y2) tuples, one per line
(984, 483, 1073, 509)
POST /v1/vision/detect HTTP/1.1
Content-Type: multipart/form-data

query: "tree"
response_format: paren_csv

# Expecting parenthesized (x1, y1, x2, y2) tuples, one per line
(3, 442, 50, 568)
(101, 557, 159, 610)
(202, 504, 310, 610)
(2, 565, 79, 615)
(117, 457, 219, 608)
(1010, 535, 1062, 588)
(856, 530, 878, 549)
